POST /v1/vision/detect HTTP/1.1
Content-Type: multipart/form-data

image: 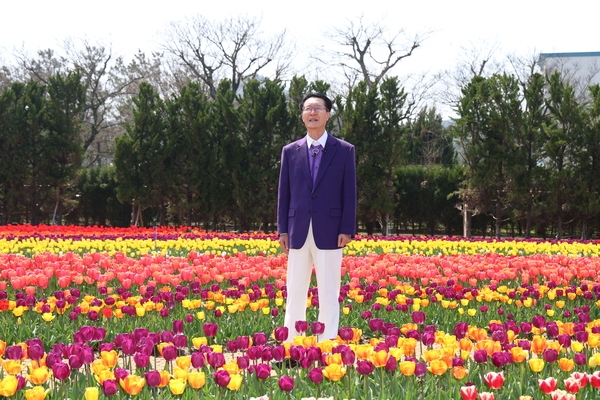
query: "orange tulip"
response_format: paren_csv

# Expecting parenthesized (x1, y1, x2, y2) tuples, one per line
(120, 374, 146, 395)
(100, 350, 119, 368)
(323, 364, 346, 381)
(452, 366, 468, 380)
(558, 358, 575, 372)
(428, 359, 448, 376)
(370, 350, 389, 368)
(399, 361, 416, 376)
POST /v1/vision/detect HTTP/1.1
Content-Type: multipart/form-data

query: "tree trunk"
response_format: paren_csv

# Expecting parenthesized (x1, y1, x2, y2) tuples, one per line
(495, 203, 502, 238)
(462, 204, 471, 238)
(581, 218, 588, 240)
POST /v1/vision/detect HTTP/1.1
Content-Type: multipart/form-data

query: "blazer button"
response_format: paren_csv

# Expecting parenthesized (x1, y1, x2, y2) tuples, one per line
(311, 195, 316, 199)
(308, 210, 311, 214)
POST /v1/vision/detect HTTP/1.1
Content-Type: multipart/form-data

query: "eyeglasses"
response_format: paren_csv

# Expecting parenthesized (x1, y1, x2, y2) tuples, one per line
(302, 105, 327, 113)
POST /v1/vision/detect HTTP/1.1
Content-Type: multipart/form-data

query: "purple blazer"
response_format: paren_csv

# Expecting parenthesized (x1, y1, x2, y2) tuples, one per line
(277, 134, 357, 250)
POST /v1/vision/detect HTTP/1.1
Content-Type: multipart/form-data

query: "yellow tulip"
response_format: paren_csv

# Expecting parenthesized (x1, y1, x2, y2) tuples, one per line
(41, 313, 55, 322)
(25, 386, 48, 400)
(227, 373, 243, 391)
(83, 387, 99, 400)
(0, 375, 18, 397)
(2, 360, 22, 375)
(528, 358, 545, 373)
(187, 371, 206, 389)
(27, 366, 51, 385)
(168, 378, 187, 395)
(176, 356, 191, 371)
(173, 366, 188, 380)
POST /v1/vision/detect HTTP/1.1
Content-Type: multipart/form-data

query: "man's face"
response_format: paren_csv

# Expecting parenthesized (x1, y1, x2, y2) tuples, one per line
(301, 97, 330, 132)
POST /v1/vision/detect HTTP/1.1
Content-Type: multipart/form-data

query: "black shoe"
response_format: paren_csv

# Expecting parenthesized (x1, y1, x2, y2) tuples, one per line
(273, 358, 299, 368)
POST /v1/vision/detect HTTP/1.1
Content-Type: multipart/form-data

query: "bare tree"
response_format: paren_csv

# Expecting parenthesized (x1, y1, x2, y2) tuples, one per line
(161, 14, 293, 99)
(63, 38, 151, 166)
(325, 15, 424, 91)
(13, 39, 151, 166)
(434, 40, 505, 112)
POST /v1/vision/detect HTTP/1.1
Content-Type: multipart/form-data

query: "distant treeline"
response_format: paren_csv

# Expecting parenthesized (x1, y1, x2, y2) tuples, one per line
(1, 70, 599, 239)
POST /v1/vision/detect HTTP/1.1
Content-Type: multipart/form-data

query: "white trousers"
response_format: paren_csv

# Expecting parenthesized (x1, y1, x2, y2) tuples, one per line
(283, 220, 343, 341)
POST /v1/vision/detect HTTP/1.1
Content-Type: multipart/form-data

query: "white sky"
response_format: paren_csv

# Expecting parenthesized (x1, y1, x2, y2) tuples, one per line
(1, 0, 598, 110)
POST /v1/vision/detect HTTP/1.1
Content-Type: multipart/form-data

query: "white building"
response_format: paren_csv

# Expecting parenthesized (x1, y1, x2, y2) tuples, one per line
(538, 51, 600, 99)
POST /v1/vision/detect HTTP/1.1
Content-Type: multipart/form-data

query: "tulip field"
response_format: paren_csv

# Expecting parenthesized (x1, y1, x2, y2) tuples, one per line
(1, 225, 600, 399)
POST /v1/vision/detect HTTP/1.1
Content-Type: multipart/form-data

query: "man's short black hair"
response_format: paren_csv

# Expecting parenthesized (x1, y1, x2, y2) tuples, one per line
(300, 92, 333, 112)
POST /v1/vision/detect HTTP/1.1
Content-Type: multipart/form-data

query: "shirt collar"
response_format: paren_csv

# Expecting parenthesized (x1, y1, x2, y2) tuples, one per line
(306, 131, 328, 148)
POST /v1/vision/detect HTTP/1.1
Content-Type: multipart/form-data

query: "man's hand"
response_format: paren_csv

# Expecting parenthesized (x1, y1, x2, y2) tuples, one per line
(338, 234, 352, 248)
(278, 233, 289, 255)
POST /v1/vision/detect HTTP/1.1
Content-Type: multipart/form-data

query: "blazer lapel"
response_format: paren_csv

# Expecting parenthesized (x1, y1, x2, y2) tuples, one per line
(313, 135, 338, 189)
(295, 140, 312, 186)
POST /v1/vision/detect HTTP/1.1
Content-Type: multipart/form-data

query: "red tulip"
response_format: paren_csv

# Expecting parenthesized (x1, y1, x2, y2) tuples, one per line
(459, 384, 478, 400)
(539, 377, 558, 394)
(483, 371, 505, 389)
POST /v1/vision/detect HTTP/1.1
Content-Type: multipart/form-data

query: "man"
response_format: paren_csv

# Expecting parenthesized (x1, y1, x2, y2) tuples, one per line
(277, 92, 357, 341)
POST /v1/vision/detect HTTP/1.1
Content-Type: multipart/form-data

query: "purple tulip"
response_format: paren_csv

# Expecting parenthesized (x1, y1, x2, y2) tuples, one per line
(341, 349, 356, 365)
(574, 352, 586, 365)
(532, 315, 546, 329)
(295, 320, 308, 334)
(114, 367, 129, 381)
(546, 322, 559, 338)
(208, 351, 226, 368)
(102, 379, 119, 396)
(414, 362, 427, 377)
(214, 370, 231, 387)
(338, 327, 354, 341)
(134, 352, 150, 368)
(68, 354, 83, 369)
(203, 322, 219, 337)
(368, 318, 384, 332)
(542, 348, 558, 363)
(311, 321, 325, 336)
(52, 361, 71, 381)
(453, 322, 469, 339)
(254, 363, 272, 380)
(272, 345, 285, 362)
(161, 345, 178, 362)
(237, 355, 250, 370)
(274, 327, 289, 342)
(385, 355, 397, 371)
(278, 375, 294, 392)
(558, 334, 572, 349)
(238, 336, 251, 350)
(253, 332, 267, 346)
(308, 367, 323, 384)
(173, 334, 188, 348)
(15, 375, 26, 390)
(357, 360, 374, 375)
(411, 311, 425, 325)
(262, 347, 274, 363)
(145, 370, 161, 387)
(191, 351, 206, 368)
(5, 345, 24, 360)
(473, 350, 488, 363)
(26, 343, 44, 361)
(491, 351, 511, 367)
(172, 319, 184, 334)
(247, 346, 263, 361)
(421, 332, 435, 346)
